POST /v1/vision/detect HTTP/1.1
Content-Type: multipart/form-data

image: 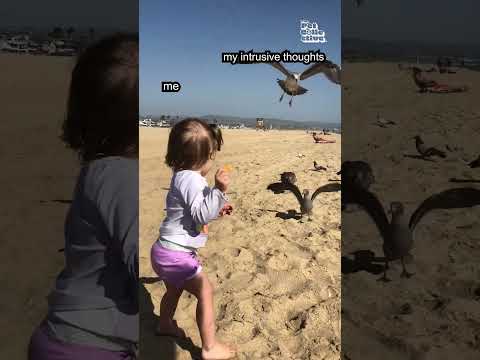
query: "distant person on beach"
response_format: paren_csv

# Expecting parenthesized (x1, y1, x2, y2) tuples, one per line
(151, 118, 236, 360)
(312, 132, 335, 143)
(28, 33, 139, 360)
(412, 67, 467, 93)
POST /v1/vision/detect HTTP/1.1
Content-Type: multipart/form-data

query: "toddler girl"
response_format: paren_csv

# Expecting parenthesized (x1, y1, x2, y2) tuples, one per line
(151, 118, 235, 360)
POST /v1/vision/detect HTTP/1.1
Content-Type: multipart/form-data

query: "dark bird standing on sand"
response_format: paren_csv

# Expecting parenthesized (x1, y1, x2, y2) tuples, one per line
(267, 61, 341, 106)
(338, 161, 375, 212)
(313, 161, 327, 171)
(343, 187, 480, 281)
(281, 172, 297, 184)
(267, 172, 297, 193)
(414, 135, 446, 159)
(337, 161, 375, 191)
(268, 173, 341, 221)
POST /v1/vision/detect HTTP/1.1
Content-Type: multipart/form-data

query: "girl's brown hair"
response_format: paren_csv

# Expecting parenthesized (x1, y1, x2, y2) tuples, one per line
(61, 33, 139, 162)
(165, 118, 223, 171)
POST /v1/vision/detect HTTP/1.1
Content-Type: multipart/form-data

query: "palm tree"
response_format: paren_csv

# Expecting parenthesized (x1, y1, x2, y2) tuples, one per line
(66, 26, 75, 40)
(88, 27, 95, 42)
(49, 26, 64, 39)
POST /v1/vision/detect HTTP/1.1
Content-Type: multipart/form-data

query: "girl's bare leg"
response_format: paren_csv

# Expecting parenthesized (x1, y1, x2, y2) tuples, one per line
(184, 272, 236, 359)
(157, 282, 186, 337)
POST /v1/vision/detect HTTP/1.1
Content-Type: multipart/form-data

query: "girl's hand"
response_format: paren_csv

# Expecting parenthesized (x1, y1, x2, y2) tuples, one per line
(219, 203, 233, 216)
(215, 168, 230, 193)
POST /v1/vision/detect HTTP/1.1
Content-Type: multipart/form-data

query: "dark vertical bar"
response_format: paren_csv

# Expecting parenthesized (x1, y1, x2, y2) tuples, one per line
(0, 1, 138, 359)
(342, 1, 479, 359)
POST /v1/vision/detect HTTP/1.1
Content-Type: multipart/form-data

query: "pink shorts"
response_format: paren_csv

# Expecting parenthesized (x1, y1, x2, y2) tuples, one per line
(150, 242, 202, 288)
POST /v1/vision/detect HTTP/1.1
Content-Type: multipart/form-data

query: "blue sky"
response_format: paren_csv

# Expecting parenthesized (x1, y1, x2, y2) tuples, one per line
(343, 0, 480, 44)
(140, 0, 341, 123)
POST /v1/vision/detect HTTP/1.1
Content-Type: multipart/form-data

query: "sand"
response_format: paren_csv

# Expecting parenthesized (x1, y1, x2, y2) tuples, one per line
(0, 54, 78, 358)
(140, 128, 341, 359)
(4, 51, 478, 360)
(342, 62, 480, 360)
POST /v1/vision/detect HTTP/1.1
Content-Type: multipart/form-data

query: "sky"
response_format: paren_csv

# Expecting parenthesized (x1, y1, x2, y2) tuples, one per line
(343, 0, 480, 44)
(140, 0, 341, 123)
(0, 1, 137, 30)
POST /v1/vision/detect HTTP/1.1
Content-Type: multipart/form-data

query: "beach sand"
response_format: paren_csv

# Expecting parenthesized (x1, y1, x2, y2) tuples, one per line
(0, 54, 78, 358)
(140, 128, 341, 359)
(342, 62, 480, 359)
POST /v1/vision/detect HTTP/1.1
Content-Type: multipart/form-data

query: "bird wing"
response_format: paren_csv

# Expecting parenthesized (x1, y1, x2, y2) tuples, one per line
(409, 187, 480, 230)
(343, 188, 390, 240)
(311, 183, 341, 201)
(424, 147, 446, 158)
(283, 182, 304, 206)
(296, 85, 308, 95)
(300, 61, 341, 84)
(267, 182, 286, 194)
(469, 158, 480, 168)
(268, 62, 292, 77)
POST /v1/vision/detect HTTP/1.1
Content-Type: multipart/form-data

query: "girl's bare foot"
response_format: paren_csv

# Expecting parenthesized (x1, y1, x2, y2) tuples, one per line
(202, 341, 236, 360)
(155, 319, 186, 338)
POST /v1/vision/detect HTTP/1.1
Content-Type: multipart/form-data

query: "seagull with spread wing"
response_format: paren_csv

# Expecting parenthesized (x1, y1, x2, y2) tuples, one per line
(267, 60, 341, 106)
(414, 135, 447, 159)
(343, 186, 480, 281)
(268, 173, 341, 221)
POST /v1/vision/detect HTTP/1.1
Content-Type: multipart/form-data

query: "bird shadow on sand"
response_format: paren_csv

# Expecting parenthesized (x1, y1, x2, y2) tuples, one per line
(140, 277, 202, 360)
(276, 209, 302, 220)
(402, 154, 436, 162)
(257, 208, 303, 220)
(39, 199, 72, 204)
(341, 250, 386, 275)
(257, 209, 302, 220)
(450, 178, 480, 183)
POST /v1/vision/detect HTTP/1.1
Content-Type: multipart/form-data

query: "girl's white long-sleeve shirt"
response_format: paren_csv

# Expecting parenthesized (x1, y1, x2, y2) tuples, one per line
(158, 170, 228, 251)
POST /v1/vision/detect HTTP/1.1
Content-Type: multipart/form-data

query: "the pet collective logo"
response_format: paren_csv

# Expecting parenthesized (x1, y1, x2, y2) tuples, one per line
(300, 20, 327, 43)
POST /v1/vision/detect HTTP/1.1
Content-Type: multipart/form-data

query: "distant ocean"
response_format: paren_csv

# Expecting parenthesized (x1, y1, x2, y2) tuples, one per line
(406, 56, 480, 66)
(345, 53, 480, 69)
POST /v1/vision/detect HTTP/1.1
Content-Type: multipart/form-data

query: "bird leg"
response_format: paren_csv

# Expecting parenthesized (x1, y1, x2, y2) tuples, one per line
(400, 257, 414, 278)
(279, 93, 284, 102)
(298, 212, 304, 223)
(377, 260, 391, 282)
(289, 96, 293, 107)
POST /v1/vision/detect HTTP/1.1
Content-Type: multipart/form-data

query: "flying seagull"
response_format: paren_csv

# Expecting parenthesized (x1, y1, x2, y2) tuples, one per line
(267, 60, 341, 106)
(268, 173, 341, 221)
(343, 186, 480, 281)
(414, 135, 446, 159)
